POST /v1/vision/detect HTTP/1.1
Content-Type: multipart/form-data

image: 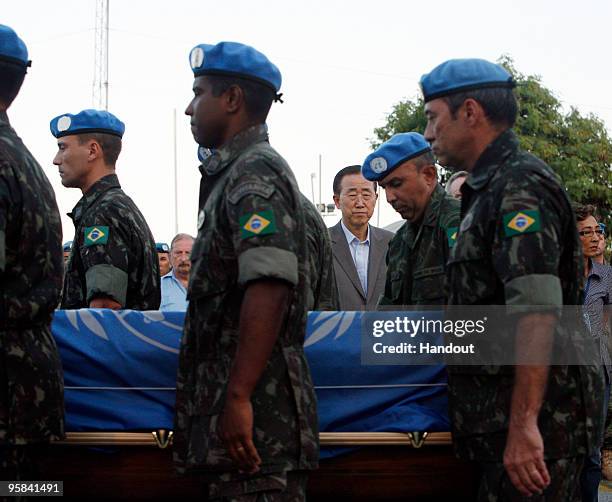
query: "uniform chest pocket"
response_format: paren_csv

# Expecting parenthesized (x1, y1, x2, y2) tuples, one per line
(388, 270, 404, 296)
(412, 265, 446, 304)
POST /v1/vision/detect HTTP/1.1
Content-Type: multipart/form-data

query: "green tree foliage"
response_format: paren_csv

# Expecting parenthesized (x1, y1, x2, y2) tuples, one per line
(371, 56, 612, 237)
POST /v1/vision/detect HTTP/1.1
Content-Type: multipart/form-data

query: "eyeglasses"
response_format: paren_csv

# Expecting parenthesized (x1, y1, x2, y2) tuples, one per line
(578, 228, 605, 238)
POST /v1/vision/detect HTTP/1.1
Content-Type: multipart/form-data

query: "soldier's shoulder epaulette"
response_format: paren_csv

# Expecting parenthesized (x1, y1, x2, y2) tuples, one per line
(506, 149, 561, 184)
(439, 195, 461, 224)
(239, 142, 290, 174)
(97, 188, 131, 206)
(388, 222, 409, 247)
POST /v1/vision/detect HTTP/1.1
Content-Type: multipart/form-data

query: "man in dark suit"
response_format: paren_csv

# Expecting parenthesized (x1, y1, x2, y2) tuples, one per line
(330, 165, 393, 310)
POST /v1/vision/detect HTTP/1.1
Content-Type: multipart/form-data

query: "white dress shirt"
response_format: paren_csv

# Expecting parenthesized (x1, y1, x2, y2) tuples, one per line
(340, 220, 370, 295)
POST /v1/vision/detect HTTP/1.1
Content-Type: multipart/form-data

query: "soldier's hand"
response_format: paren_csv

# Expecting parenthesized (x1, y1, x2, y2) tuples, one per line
(218, 395, 262, 474)
(503, 421, 550, 497)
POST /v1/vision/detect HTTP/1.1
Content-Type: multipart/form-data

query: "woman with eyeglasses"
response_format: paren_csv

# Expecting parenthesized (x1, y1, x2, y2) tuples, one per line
(575, 204, 612, 499)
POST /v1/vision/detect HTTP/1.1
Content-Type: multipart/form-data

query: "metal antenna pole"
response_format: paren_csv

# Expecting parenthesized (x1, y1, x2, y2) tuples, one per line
(173, 109, 179, 234)
(318, 154, 322, 206)
(92, 0, 109, 109)
(310, 173, 316, 204)
(104, 0, 109, 109)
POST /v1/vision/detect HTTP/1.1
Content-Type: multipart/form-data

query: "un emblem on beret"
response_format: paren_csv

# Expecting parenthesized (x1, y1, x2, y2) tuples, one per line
(57, 115, 72, 132)
(190, 47, 204, 69)
(370, 157, 388, 174)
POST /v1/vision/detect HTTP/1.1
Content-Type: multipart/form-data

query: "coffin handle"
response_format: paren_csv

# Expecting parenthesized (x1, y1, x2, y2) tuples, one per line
(152, 429, 174, 449)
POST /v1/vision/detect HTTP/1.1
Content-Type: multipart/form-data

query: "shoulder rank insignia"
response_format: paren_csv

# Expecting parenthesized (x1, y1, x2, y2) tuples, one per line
(446, 227, 458, 248)
(239, 210, 277, 239)
(228, 182, 275, 205)
(502, 210, 541, 237)
(84, 226, 109, 246)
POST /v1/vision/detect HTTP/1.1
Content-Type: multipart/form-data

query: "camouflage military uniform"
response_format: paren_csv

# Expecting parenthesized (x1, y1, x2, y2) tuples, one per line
(379, 183, 460, 306)
(0, 111, 64, 476)
(446, 129, 604, 499)
(173, 125, 318, 499)
(62, 174, 160, 310)
(301, 194, 339, 311)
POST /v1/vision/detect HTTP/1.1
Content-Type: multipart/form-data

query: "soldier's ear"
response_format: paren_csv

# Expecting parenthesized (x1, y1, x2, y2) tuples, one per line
(87, 140, 103, 162)
(224, 84, 244, 114)
(462, 98, 485, 127)
(422, 164, 438, 185)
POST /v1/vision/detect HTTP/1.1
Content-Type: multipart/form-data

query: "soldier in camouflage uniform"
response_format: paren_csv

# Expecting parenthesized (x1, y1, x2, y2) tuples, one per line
(361, 132, 460, 307)
(173, 42, 318, 501)
(301, 194, 339, 311)
(50, 109, 160, 310)
(421, 58, 604, 500)
(0, 24, 64, 479)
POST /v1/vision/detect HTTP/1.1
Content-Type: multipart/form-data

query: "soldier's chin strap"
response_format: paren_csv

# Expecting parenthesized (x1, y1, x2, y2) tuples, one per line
(274, 93, 284, 104)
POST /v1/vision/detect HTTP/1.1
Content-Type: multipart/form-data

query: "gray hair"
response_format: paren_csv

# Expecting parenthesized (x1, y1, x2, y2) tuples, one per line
(445, 171, 469, 194)
(170, 233, 195, 250)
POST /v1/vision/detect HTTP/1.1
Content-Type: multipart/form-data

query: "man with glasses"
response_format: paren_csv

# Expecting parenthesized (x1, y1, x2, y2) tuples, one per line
(330, 165, 393, 310)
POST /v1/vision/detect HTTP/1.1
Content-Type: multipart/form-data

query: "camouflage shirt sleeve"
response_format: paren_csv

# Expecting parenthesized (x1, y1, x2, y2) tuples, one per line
(379, 228, 405, 307)
(492, 181, 564, 308)
(79, 208, 131, 306)
(0, 175, 9, 273)
(225, 162, 299, 287)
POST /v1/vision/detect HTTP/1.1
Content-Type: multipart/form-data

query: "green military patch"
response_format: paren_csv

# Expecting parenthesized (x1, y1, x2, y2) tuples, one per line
(446, 227, 458, 248)
(84, 225, 110, 246)
(239, 210, 277, 239)
(502, 210, 541, 237)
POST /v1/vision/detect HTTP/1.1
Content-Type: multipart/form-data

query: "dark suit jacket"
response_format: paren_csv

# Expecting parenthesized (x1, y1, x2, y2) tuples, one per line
(330, 221, 393, 310)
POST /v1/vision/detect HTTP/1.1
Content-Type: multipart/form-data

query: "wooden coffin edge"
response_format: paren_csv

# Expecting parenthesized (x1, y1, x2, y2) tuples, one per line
(54, 431, 452, 449)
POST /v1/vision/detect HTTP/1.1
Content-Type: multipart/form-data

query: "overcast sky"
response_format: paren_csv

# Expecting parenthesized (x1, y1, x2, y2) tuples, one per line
(5, 0, 612, 242)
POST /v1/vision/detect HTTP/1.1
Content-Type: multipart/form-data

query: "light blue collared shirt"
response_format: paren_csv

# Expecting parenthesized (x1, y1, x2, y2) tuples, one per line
(160, 271, 188, 311)
(340, 220, 370, 295)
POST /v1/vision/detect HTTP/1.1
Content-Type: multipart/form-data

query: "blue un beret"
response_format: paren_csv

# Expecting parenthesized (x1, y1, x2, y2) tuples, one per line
(50, 109, 125, 139)
(420, 58, 514, 103)
(63, 241, 73, 252)
(189, 41, 282, 93)
(362, 132, 431, 182)
(156, 242, 170, 253)
(0, 24, 30, 67)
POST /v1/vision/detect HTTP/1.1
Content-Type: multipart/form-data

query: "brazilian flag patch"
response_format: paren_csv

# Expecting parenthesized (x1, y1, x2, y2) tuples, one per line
(239, 210, 277, 239)
(446, 227, 458, 248)
(84, 226, 109, 246)
(502, 210, 541, 237)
